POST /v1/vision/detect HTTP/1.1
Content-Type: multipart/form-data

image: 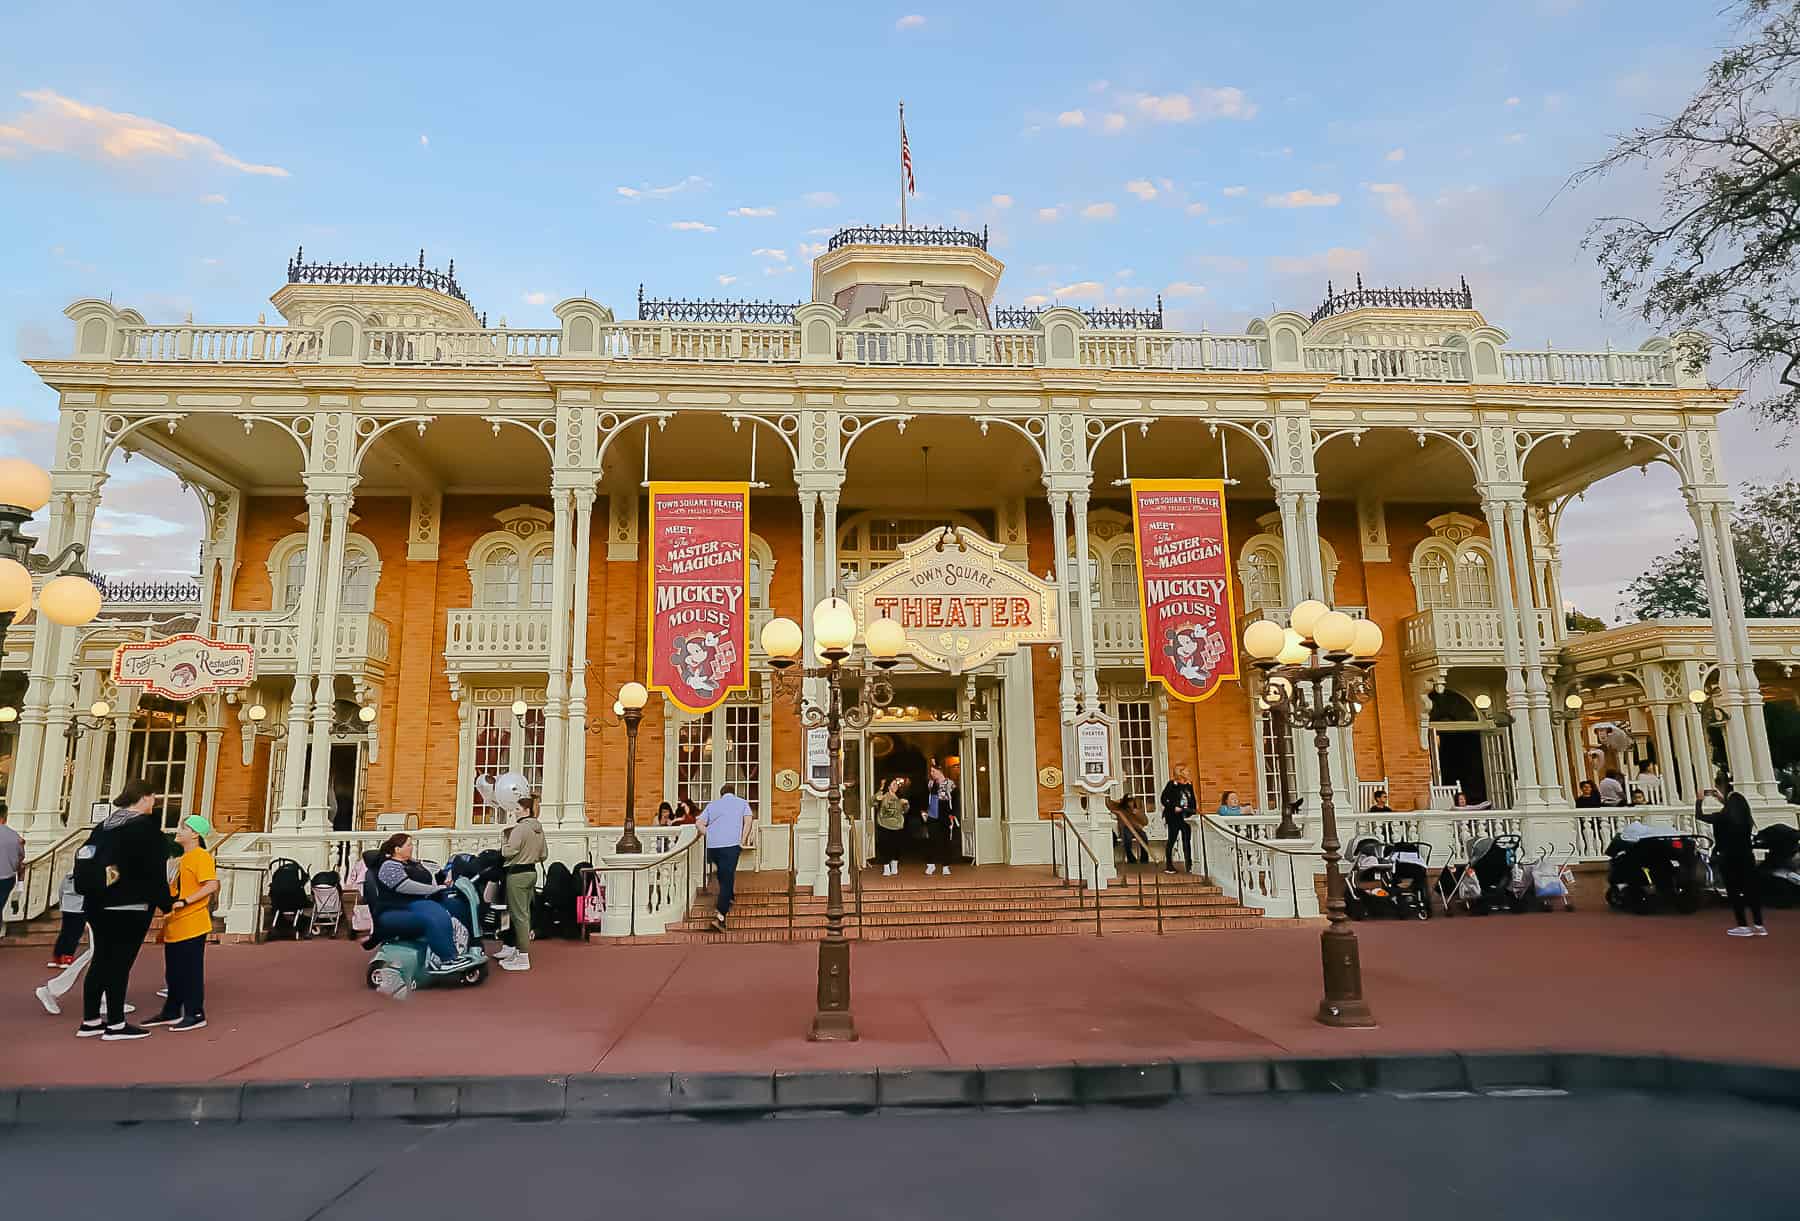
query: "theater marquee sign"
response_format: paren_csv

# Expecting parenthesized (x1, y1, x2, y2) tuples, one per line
(850, 532, 1059, 674)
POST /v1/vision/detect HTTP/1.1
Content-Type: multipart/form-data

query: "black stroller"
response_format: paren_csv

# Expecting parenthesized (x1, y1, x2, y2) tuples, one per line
(1437, 834, 1526, 916)
(1386, 840, 1433, 919)
(1755, 823, 1800, 908)
(1604, 828, 1708, 913)
(1344, 837, 1398, 920)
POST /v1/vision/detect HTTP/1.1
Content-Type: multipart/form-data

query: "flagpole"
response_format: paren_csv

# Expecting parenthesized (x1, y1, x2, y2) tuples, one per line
(899, 100, 907, 231)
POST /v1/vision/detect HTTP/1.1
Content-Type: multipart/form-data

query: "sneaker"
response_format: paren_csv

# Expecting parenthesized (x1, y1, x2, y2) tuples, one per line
(926, 864, 936, 876)
(124, 1003, 136, 1015)
(499, 954, 531, 972)
(57, 955, 76, 968)
(494, 945, 517, 961)
(1163, 868, 1178, 875)
(711, 912, 726, 932)
(76, 1020, 104, 1037)
(1755, 925, 1770, 936)
(140, 1011, 183, 1028)
(171, 1015, 207, 1032)
(45, 957, 62, 969)
(156, 988, 168, 999)
(37, 986, 61, 1016)
(1727, 926, 1755, 936)
(101, 1023, 151, 1041)
(942, 867, 951, 876)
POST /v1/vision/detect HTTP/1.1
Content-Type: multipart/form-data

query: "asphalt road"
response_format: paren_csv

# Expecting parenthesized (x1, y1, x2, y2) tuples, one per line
(2, 1092, 1787, 1220)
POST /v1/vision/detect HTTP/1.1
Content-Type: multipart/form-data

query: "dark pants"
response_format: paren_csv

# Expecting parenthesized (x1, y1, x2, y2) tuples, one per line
(376, 899, 459, 963)
(875, 825, 904, 863)
(1721, 854, 1764, 926)
(1165, 820, 1192, 870)
(54, 910, 87, 957)
(1120, 828, 1148, 864)
(0, 877, 14, 926)
(83, 908, 153, 1026)
(163, 935, 206, 1018)
(708, 845, 742, 916)
(927, 817, 955, 866)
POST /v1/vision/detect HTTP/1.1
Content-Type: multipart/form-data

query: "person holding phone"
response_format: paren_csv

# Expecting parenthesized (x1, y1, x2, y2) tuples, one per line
(1698, 776, 1766, 937)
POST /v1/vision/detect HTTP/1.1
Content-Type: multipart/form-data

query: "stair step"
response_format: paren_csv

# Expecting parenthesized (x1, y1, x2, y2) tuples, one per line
(634, 915, 1273, 945)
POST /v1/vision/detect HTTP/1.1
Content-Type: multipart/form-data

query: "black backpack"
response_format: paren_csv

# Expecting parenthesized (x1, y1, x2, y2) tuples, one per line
(535, 861, 578, 939)
(268, 858, 311, 913)
(71, 822, 117, 899)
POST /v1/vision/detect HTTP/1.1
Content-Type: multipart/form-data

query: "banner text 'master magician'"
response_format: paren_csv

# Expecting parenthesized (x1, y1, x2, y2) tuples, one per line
(647, 483, 749, 715)
(1130, 479, 1240, 702)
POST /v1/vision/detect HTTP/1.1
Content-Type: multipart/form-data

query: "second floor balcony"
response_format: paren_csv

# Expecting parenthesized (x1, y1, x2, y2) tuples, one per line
(216, 610, 391, 678)
(1401, 607, 1557, 670)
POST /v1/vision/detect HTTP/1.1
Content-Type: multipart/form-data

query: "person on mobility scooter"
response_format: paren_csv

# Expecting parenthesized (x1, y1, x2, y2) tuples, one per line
(361, 832, 489, 996)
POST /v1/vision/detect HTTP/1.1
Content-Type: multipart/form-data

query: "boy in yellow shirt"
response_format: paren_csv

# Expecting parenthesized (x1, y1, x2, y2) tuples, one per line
(144, 815, 217, 1032)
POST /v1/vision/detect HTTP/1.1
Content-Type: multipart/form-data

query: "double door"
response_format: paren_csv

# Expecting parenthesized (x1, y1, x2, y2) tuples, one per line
(853, 722, 1005, 866)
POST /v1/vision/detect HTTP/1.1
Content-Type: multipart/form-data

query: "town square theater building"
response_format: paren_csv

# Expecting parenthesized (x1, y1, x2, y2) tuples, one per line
(4, 226, 1791, 927)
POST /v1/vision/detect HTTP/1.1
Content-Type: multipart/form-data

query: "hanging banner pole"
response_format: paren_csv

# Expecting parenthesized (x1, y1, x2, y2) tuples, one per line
(1130, 478, 1240, 702)
(646, 482, 750, 715)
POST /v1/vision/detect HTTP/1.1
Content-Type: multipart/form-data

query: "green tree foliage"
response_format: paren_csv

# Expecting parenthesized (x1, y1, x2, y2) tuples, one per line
(1574, 1, 1800, 429)
(1623, 480, 1800, 618)
(1564, 607, 1610, 633)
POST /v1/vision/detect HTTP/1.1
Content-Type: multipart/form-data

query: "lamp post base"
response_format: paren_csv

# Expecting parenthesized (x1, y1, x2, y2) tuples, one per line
(808, 1010, 859, 1042)
(809, 938, 857, 1042)
(1315, 926, 1377, 1028)
(614, 831, 642, 854)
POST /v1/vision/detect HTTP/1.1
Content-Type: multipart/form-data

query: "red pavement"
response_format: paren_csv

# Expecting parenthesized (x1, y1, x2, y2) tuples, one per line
(2, 912, 1795, 1087)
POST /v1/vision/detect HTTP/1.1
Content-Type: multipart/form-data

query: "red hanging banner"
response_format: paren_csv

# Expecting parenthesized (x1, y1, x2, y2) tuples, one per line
(1131, 479, 1240, 703)
(646, 482, 749, 715)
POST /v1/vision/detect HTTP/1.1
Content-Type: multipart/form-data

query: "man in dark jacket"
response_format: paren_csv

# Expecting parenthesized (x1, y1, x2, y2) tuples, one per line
(78, 780, 173, 1040)
(1698, 775, 1766, 937)
(1161, 764, 1197, 875)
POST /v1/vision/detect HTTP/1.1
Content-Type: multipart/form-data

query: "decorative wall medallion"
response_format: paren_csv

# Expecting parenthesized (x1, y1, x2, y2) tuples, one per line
(1038, 766, 1063, 788)
(774, 768, 801, 792)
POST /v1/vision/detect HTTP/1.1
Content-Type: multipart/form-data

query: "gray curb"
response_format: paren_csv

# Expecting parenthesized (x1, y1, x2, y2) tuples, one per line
(2, 1052, 1797, 1125)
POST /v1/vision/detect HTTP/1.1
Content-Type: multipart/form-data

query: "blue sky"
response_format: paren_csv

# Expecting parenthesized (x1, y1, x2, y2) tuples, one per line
(1, 0, 1789, 616)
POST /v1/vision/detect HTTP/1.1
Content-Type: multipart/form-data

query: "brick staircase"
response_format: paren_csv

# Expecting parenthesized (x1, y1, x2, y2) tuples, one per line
(638, 866, 1268, 944)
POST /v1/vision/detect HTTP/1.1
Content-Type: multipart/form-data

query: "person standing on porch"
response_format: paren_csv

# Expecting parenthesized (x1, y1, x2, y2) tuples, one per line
(1108, 793, 1150, 865)
(875, 777, 908, 877)
(697, 784, 752, 931)
(1698, 776, 1766, 937)
(497, 795, 546, 971)
(1161, 764, 1197, 875)
(925, 762, 956, 877)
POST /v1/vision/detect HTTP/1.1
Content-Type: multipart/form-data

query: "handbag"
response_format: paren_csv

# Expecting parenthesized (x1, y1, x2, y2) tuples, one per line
(575, 872, 606, 925)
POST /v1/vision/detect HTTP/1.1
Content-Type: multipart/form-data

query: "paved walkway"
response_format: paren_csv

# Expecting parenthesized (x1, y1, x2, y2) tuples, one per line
(1, 911, 1793, 1086)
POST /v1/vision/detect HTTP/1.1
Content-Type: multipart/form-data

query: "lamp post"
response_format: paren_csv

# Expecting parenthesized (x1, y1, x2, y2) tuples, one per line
(760, 598, 903, 1041)
(1689, 688, 1730, 776)
(1243, 599, 1384, 1028)
(1259, 670, 1302, 838)
(0, 457, 102, 734)
(614, 681, 650, 853)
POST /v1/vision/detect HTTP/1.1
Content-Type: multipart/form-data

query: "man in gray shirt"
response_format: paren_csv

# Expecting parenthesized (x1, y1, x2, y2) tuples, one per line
(0, 805, 24, 938)
(697, 785, 753, 931)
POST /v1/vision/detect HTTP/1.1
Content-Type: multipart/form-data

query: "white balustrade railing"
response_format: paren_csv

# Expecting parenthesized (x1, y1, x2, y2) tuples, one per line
(1089, 608, 1144, 654)
(1401, 607, 1556, 659)
(1500, 348, 1674, 386)
(444, 608, 552, 661)
(1194, 814, 1322, 918)
(116, 324, 322, 363)
(1338, 806, 1719, 872)
(1079, 332, 1268, 371)
(839, 328, 1042, 367)
(365, 327, 559, 365)
(604, 322, 803, 363)
(216, 611, 391, 667)
(1305, 344, 1469, 382)
(1245, 606, 1367, 629)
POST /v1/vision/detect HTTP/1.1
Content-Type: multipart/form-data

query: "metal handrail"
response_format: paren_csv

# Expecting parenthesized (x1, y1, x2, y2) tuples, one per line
(1116, 817, 1163, 935)
(848, 816, 864, 938)
(6, 824, 91, 924)
(1049, 812, 1105, 937)
(1197, 813, 1321, 920)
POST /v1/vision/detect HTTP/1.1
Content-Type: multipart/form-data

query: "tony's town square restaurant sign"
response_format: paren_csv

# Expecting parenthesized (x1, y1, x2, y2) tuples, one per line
(1131, 478, 1240, 702)
(849, 530, 1058, 674)
(646, 482, 750, 715)
(111, 634, 255, 700)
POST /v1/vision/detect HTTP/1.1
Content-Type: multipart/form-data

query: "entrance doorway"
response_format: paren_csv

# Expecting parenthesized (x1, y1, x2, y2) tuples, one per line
(867, 729, 962, 867)
(849, 682, 1007, 868)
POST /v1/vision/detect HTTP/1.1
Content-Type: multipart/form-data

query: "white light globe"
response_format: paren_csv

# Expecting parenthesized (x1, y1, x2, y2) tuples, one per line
(620, 680, 649, 710)
(1243, 618, 1286, 661)
(89, 700, 111, 718)
(248, 703, 268, 722)
(358, 703, 377, 723)
(511, 699, 529, 718)
(1276, 628, 1310, 666)
(0, 558, 32, 613)
(1349, 619, 1384, 658)
(0, 705, 16, 723)
(1688, 689, 1707, 705)
(1289, 599, 1330, 640)
(1314, 610, 1357, 652)
(760, 616, 802, 660)
(0, 457, 52, 512)
(612, 700, 624, 718)
(1565, 692, 1584, 711)
(813, 597, 856, 652)
(865, 616, 906, 660)
(1474, 693, 1493, 711)
(39, 574, 102, 627)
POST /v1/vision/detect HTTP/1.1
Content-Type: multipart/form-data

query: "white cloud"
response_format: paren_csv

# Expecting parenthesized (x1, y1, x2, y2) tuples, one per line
(1502, 132, 1526, 144)
(806, 227, 833, 236)
(1022, 294, 1051, 306)
(803, 191, 839, 207)
(751, 247, 787, 260)
(1505, 96, 1521, 106)
(616, 174, 708, 200)
(1267, 247, 1366, 277)
(796, 241, 826, 258)
(199, 193, 226, 205)
(1366, 181, 1419, 229)
(1222, 185, 1247, 197)
(1125, 179, 1158, 201)
(717, 274, 738, 286)
(1164, 281, 1207, 298)
(1386, 147, 1405, 162)
(1116, 268, 1134, 279)
(1124, 86, 1258, 123)
(0, 88, 290, 176)
(1185, 201, 1209, 216)
(1081, 202, 1117, 220)
(419, 134, 429, 147)
(1058, 110, 1086, 127)
(896, 13, 925, 29)
(1051, 280, 1106, 302)
(763, 264, 794, 276)
(669, 220, 717, 232)
(1036, 206, 1061, 222)
(522, 290, 549, 305)
(991, 193, 1014, 209)
(729, 205, 776, 217)
(1089, 79, 1109, 93)
(1265, 188, 1340, 208)
(1102, 113, 1127, 133)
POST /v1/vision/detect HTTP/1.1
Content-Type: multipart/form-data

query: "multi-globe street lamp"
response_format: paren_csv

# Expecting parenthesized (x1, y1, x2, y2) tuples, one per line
(759, 597, 903, 1041)
(1242, 599, 1384, 1028)
(0, 457, 103, 723)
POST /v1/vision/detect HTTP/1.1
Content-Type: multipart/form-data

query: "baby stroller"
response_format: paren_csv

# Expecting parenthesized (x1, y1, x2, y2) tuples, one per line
(307, 870, 344, 939)
(264, 857, 312, 939)
(1753, 823, 1800, 908)
(1604, 823, 1707, 914)
(1524, 844, 1577, 912)
(359, 849, 490, 994)
(1343, 837, 1397, 920)
(1386, 840, 1433, 919)
(1437, 835, 1525, 915)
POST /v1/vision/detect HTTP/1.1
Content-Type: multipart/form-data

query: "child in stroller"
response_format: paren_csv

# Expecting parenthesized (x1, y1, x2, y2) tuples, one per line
(1385, 839, 1433, 919)
(1343, 837, 1395, 920)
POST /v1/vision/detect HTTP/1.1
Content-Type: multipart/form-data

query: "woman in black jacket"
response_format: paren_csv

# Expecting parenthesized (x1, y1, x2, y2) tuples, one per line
(79, 780, 172, 1040)
(1160, 764, 1198, 875)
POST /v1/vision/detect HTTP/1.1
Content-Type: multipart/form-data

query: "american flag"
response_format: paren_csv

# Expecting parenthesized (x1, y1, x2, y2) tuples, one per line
(901, 118, 916, 194)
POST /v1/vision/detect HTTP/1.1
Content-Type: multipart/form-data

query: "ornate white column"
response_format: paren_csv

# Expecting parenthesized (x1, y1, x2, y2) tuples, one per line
(1647, 702, 1679, 806)
(303, 491, 353, 830)
(821, 489, 841, 597)
(1686, 493, 1757, 789)
(564, 487, 595, 825)
(1709, 500, 1779, 795)
(1047, 489, 1078, 726)
(540, 486, 574, 823)
(1070, 489, 1099, 708)
(277, 491, 328, 829)
(1563, 713, 1586, 798)
(1479, 494, 1544, 806)
(1505, 500, 1560, 806)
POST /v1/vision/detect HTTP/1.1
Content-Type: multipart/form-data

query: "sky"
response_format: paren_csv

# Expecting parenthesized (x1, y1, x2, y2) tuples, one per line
(0, 0, 1791, 618)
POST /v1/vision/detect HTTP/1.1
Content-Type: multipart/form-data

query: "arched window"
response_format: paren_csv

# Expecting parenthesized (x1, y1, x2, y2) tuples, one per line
(340, 549, 375, 612)
(1416, 546, 1455, 609)
(282, 548, 308, 611)
(465, 507, 557, 612)
(746, 533, 776, 610)
(1107, 549, 1138, 608)
(269, 535, 382, 614)
(1456, 548, 1495, 608)
(482, 546, 521, 607)
(527, 547, 554, 609)
(1240, 542, 1286, 612)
